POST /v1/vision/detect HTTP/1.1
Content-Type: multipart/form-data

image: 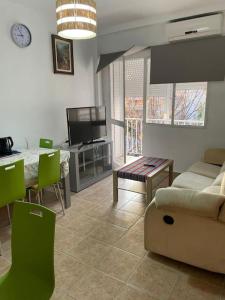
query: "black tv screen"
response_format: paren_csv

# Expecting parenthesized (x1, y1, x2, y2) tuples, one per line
(67, 106, 107, 146)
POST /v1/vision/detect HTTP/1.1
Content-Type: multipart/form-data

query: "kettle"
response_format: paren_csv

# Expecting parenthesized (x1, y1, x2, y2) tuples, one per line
(0, 137, 14, 155)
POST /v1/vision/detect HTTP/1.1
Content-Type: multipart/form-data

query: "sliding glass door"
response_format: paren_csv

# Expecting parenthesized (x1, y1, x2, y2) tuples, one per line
(110, 52, 148, 166)
(124, 55, 145, 158)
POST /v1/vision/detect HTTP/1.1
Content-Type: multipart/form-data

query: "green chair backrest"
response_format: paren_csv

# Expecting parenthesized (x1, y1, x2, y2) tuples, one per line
(0, 160, 26, 207)
(39, 138, 53, 149)
(11, 201, 56, 292)
(38, 150, 60, 189)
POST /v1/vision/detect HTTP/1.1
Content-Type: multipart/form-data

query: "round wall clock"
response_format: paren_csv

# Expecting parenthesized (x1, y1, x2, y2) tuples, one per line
(11, 23, 32, 48)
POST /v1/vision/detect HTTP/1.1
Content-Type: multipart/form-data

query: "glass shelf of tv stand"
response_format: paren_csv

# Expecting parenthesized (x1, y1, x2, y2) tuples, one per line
(67, 139, 113, 192)
(79, 156, 109, 168)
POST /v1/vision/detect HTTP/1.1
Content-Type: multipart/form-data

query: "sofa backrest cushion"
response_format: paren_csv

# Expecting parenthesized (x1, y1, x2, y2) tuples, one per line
(155, 187, 225, 220)
(220, 173, 225, 195)
(212, 172, 225, 186)
(220, 161, 225, 173)
(204, 148, 225, 165)
(218, 175, 225, 223)
(203, 186, 221, 194)
(187, 161, 220, 179)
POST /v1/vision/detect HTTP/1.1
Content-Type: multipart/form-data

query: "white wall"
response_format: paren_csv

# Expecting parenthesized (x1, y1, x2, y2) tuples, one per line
(0, 1, 97, 148)
(98, 22, 225, 172)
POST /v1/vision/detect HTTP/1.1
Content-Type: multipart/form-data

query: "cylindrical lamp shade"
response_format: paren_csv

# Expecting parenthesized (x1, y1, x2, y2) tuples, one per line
(56, 0, 97, 40)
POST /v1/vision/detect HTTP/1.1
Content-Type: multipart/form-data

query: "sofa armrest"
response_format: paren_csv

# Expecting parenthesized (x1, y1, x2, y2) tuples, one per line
(155, 187, 225, 219)
(204, 148, 225, 166)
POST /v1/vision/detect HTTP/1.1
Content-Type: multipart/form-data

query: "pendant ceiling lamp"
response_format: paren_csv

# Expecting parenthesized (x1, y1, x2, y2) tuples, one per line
(56, 0, 97, 40)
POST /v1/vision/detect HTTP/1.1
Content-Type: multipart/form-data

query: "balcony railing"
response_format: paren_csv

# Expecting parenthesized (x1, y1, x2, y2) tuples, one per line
(126, 118, 143, 156)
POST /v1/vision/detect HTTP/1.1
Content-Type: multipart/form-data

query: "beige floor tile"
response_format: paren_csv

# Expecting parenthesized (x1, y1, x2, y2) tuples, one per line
(81, 189, 113, 205)
(0, 245, 11, 261)
(116, 285, 156, 300)
(68, 197, 96, 215)
(115, 230, 147, 257)
(54, 252, 91, 291)
(117, 189, 138, 201)
(70, 269, 125, 300)
(83, 188, 135, 207)
(85, 198, 132, 220)
(68, 237, 111, 268)
(169, 277, 223, 300)
(55, 224, 84, 253)
(178, 262, 225, 287)
(128, 257, 179, 300)
(57, 213, 101, 236)
(146, 252, 183, 274)
(120, 200, 147, 216)
(131, 194, 147, 203)
(130, 217, 144, 234)
(98, 247, 140, 282)
(113, 196, 132, 209)
(89, 223, 127, 245)
(85, 202, 117, 219)
(102, 210, 140, 229)
(51, 288, 76, 300)
(0, 228, 12, 261)
(0, 256, 10, 275)
(0, 226, 11, 243)
(0, 208, 11, 227)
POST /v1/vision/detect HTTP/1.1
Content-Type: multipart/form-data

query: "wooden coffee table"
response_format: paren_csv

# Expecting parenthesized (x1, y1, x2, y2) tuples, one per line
(113, 157, 174, 204)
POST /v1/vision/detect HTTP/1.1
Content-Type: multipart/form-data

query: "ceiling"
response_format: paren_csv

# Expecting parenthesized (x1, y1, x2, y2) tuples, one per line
(8, 0, 225, 35)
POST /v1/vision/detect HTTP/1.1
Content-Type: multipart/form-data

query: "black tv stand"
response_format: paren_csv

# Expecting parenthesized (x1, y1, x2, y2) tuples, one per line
(67, 140, 113, 192)
(78, 140, 106, 151)
(83, 139, 106, 145)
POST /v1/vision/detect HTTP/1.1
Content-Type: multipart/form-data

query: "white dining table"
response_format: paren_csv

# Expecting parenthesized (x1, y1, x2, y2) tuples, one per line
(0, 148, 71, 208)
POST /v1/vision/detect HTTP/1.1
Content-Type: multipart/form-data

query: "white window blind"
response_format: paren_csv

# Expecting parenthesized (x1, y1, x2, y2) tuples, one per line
(125, 58, 144, 98)
(110, 59, 124, 122)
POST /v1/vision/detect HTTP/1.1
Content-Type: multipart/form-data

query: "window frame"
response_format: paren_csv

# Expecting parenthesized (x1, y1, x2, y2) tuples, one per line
(145, 81, 209, 129)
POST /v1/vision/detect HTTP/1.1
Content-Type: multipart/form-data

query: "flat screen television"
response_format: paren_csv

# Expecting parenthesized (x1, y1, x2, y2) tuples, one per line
(66, 106, 107, 146)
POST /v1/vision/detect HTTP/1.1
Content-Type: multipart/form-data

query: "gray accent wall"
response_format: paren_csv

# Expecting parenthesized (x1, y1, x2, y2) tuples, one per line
(150, 37, 225, 84)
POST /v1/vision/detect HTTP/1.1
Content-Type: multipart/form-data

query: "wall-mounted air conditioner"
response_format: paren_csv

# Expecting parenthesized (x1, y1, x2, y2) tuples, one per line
(166, 14, 223, 42)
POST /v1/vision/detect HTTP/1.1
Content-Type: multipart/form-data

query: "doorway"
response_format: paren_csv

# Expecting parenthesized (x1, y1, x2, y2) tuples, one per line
(110, 52, 147, 166)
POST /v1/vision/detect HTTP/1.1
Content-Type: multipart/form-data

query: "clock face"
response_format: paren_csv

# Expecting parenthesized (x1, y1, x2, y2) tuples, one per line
(11, 23, 32, 48)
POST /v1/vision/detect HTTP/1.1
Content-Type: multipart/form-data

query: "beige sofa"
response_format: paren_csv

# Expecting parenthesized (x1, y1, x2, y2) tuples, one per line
(144, 149, 225, 274)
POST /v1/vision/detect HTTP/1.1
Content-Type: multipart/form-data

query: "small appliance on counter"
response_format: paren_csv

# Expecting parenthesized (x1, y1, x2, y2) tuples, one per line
(0, 137, 14, 155)
(0, 136, 18, 158)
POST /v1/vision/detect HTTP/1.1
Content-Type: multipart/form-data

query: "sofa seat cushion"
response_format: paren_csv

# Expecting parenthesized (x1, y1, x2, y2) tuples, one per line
(155, 187, 225, 219)
(187, 161, 221, 179)
(203, 186, 221, 195)
(172, 172, 214, 191)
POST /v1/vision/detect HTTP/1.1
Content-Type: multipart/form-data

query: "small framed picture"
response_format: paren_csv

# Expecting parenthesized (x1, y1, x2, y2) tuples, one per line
(51, 34, 74, 75)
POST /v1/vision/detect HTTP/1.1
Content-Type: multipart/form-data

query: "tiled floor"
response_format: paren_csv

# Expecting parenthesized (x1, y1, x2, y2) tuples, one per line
(0, 175, 225, 299)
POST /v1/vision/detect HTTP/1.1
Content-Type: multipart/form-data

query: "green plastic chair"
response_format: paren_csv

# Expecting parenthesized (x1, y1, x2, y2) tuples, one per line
(39, 138, 53, 149)
(0, 201, 56, 300)
(29, 150, 65, 215)
(0, 160, 26, 223)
